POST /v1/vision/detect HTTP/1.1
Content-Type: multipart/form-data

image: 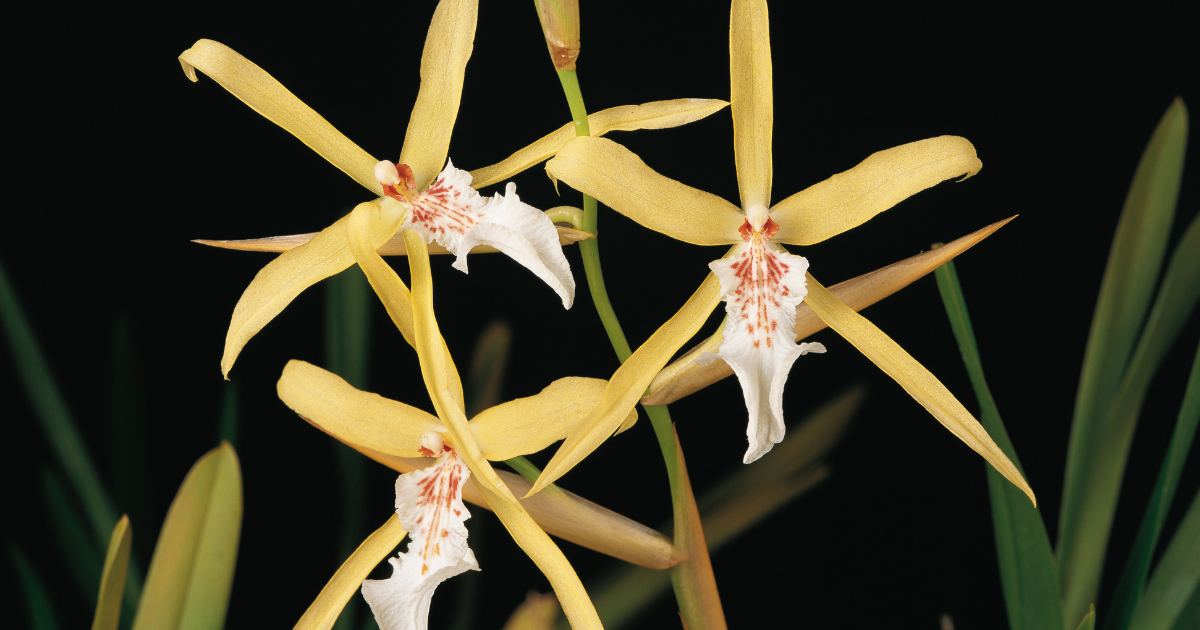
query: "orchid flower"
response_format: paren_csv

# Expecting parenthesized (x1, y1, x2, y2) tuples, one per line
(178, 0, 727, 377)
(534, 0, 1034, 505)
(278, 207, 633, 629)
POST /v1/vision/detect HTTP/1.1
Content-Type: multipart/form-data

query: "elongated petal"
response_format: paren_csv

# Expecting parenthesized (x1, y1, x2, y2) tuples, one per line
(179, 40, 381, 196)
(803, 273, 1035, 504)
(640, 217, 1015, 405)
(730, 0, 773, 210)
(221, 201, 404, 377)
(295, 515, 406, 630)
(770, 136, 983, 245)
(402, 161, 575, 308)
(193, 225, 592, 255)
(469, 377, 636, 461)
(531, 274, 724, 495)
(546, 137, 744, 245)
(363, 448, 478, 630)
(348, 203, 416, 346)
(470, 99, 729, 188)
(700, 240, 824, 463)
(278, 360, 443, 458)
(398, 0, 478, 190)
(404, 232, 602, 629)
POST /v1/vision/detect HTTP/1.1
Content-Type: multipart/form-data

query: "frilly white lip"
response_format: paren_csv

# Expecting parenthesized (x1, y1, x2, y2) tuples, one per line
(386, 159, 576, 309)
(698, 230, 824, 463)
(362, 446, 479, 630)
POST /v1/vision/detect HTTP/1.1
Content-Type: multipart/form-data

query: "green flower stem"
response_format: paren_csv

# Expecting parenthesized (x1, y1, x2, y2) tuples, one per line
(506, 455, 548, 486)
(554, 69, 680, 482)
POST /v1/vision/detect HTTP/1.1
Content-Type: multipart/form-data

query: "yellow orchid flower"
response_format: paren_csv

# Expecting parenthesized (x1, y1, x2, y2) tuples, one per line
(178, 0, 728, 378)
(278, 206, 627, 630)
(538, 0, 1034, 505)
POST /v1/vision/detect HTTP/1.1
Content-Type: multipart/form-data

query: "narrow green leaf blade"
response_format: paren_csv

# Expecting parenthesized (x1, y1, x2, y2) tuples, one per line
(11, 547, 61, 630)
(92, 516, 133, 630)
(1106, 336, 1200, 630)
(1059, 98, 1189, 623)
(466, 321, 512, 417)
(131, 442, 242, 630)
(43, 470, 104, 605)
(0, 256, 119, 548)
(1130, 487, 1200, 630)
(1076, 606, 1097, 630)
(934, 257, 1064, 630)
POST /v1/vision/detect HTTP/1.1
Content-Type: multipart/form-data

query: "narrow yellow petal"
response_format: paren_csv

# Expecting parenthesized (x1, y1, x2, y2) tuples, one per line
(546, 137, 744, 245)
(771, 136, 983, 245)
(470, 377, 636, 461)
(221, 201, 402, 377)
(404, 231, 603, 629)
(500, 592, 560, 630)
(294, 514, 407, 630)
(194, 225, 592, 255)
(347, 204, 415, 346)
(803, 273, 1036, 505)
(531, 274, 723, 495)
(91, 516, 132, 630)
(470, 99, 729, 189)
(397, 0, 478, 190)
(640, 217, 1015, 405)
(730, 0, 773, 210)
(178, 40, 381, 196)
(278, 360, 443, 458)
(668, 427, 727, 630)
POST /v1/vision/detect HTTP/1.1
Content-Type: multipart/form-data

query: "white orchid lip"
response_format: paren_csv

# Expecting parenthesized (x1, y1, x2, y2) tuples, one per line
(702, 215, 823, 463)
(362, 442, 479, 630)
(374, 159, 577, 309)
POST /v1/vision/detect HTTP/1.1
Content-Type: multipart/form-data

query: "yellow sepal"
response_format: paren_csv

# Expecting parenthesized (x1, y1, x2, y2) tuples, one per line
(730, 0, 773, 210)
(770, 136, 983, 245)
(470, 377, 636, 461)
(404, 231, 603, 630)
(277, 360, 443, 459)
(530, 273, 723, 495)
(470, 99, 729, 189)
(294, 514, 407, 630)
(803, 273, 1035, 505)
(178, 40, 382, 196)
(221, 201, 401, 377)
(546, 137, 744, 245)
(397, 0, 478, 190)
(347, 202, 416, 347)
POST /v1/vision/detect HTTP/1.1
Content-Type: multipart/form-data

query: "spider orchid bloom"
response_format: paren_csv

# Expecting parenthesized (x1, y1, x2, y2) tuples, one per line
(535, 0, 1034, 504)
(278, 221, 631, 630)
(178, 0, 727, 378)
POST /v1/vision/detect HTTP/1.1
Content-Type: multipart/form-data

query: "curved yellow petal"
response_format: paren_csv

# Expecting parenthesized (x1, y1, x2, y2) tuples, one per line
(469, 99, 729, 189)
(803, 273, 1035, 505)
(194, 224, 592, 255)
(640, 217, 1015, 405)
(546, 137, 744, 245)
(221, 201, 403, 377)
(294, 514, 407, 630)
(531, 273, 723, 495)
(730, 0, 773, 210)
(346, 203, 415, 347)
(470, 377, 636, 461)
(404, 231, 602, 630)
(397, 0, 478, 190)
(771, 136, 983, 245)
(179, 40, 382, 196)
(278, 360, 443, 458)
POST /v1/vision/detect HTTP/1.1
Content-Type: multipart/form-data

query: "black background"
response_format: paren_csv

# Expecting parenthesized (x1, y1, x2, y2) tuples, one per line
(3, 1, 1198, 628)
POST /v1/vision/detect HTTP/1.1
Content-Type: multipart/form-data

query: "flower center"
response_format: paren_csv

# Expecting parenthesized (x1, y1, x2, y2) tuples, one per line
(376, 160, 419, 202)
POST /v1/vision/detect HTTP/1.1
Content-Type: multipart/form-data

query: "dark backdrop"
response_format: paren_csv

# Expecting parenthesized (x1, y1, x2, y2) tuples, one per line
(3, 1, 1198, 628)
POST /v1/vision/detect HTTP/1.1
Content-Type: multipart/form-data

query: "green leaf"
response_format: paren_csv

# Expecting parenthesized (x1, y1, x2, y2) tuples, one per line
(1058, 98, 1189, 624)
(11, 546, 61, 630)
(1076, 606, 1096, 630)
(0, 256, 119, 549)
(92, 516, 133, 630)
(43, 470, 104, 606)
(109, 318, 148, 546)
(131, 442, 242, 630)
(217, 382, 238, 448)
(465, 320, 512, 417)
(1106, 336, 1200, 630)
(1130, 487, 1200, 630)
(934, 257, 1064, 630)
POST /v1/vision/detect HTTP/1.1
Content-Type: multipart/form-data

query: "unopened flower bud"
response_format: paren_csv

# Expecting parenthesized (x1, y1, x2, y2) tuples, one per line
(534, 0, 580, 71)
